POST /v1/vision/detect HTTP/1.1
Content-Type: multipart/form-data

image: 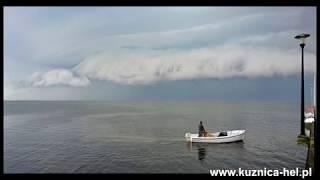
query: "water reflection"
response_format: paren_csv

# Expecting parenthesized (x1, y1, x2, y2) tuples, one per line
(197, 144, 206, 162)
(187, 142, 245, 162)
(186, 142, 207, 162)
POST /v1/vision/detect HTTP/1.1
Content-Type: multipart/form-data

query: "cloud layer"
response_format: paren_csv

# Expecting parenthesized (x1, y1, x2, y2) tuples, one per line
(26, 43, 316, 87)
(4, 7, 317, 100)
(70, 45, 316, 85)
(27, 69, 90, 87)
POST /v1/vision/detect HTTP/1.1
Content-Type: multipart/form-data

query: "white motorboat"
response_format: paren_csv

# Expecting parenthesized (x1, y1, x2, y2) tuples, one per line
(185, 130, 246, 143)
(304, 71, 316, 123)
(305, 117, 315, 123)
(305, 112, 314, 118)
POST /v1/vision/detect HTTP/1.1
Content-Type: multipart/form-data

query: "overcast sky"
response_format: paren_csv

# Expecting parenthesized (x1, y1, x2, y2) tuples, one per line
(4, 7, 317, 101)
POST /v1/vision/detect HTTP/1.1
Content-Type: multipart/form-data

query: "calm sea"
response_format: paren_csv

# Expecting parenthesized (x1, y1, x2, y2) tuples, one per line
(4, 101, 307, 173)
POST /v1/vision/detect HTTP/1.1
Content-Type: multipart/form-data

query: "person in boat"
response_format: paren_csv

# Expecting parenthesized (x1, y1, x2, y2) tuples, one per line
(199, 121, 206, 137)
(199, 121, 214, 137)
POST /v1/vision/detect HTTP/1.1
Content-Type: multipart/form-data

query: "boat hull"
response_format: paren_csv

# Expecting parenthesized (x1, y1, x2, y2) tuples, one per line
(305, 117, 315, 123)
(185, 130, 246, 143)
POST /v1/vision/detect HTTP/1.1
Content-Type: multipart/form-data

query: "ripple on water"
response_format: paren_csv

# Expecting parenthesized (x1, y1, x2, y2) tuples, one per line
(4, 101, 307, 173)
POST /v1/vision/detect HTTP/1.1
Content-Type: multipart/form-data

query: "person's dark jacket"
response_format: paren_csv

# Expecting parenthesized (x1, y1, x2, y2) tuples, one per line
(198, 123, 205, 136)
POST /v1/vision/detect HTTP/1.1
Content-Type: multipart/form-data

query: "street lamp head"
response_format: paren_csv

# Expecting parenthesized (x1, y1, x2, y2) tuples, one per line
(295, 33, 310, 45)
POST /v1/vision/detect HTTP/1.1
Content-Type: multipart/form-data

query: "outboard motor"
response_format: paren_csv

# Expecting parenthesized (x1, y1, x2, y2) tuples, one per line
(218, 131, 228, 137)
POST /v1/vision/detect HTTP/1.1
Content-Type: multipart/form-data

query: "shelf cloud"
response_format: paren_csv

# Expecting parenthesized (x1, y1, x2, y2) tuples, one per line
(26, 44, 316, 86)
(4, 7, 316, 100)
(73, 45, 315, 85)
(26, 69, 90, 87)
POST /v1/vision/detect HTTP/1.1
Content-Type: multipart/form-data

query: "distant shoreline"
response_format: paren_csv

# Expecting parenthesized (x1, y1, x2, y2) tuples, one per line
(3, 99, 301, 105)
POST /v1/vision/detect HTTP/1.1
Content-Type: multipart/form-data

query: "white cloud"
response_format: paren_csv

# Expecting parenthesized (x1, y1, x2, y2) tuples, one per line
(5, 7, 317, 89)
(72, 45, 316, 85)
(26, 69, 90, 87)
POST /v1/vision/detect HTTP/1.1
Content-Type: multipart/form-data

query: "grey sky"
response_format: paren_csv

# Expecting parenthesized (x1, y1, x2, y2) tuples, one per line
(4, 7, 317, 100)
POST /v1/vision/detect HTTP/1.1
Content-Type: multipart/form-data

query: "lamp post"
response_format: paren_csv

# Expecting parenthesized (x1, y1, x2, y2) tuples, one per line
(295, 33, 310, 137)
